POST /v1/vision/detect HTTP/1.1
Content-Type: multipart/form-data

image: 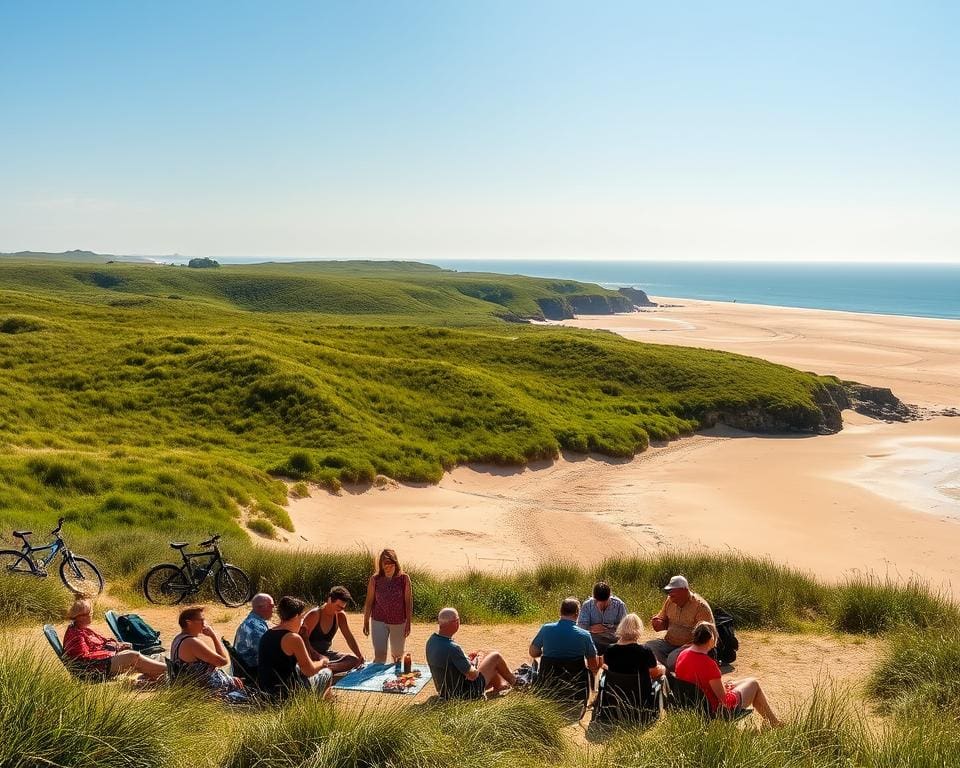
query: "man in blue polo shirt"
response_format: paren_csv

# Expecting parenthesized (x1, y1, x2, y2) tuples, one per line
(528, 597, 600, 674)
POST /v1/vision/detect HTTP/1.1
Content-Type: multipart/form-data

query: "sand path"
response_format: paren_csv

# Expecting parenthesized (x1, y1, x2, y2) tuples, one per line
(275, 299, 960, 593)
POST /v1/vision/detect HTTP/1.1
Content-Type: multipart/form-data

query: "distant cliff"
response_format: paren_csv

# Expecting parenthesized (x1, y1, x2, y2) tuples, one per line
(697, 379, 916, 435)
(536, 294, 635, 319)
(618, 287, 657, 307)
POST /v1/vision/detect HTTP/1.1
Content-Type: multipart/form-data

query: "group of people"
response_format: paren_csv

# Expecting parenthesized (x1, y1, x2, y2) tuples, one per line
(426, 575, 781, 727)
(59, 551, 780, 725)
(60, 548, 414, 701)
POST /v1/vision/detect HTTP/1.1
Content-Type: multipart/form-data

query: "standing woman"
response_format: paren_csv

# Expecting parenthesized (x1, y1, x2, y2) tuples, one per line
(362, 548, 412, 664)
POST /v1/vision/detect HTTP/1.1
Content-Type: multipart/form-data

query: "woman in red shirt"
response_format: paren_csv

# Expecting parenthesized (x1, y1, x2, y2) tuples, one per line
(62, 598, 166, 680)
(674, 621, 782, 727)
(362, 548, 412, 664)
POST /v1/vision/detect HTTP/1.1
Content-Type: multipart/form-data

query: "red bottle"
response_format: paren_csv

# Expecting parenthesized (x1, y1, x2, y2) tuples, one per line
(403, 653, 412, 673)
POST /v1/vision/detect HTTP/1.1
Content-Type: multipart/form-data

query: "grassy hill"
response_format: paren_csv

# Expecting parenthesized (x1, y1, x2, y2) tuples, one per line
(0, 259, 847, 542)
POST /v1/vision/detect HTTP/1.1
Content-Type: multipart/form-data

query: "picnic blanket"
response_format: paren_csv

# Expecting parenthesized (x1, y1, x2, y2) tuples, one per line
(333, 662, 433, 695)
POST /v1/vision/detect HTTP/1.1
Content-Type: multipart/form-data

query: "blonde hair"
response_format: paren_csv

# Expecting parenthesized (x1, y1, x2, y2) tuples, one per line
(615, 612, 644, 641)
(67, 597, 93, 621)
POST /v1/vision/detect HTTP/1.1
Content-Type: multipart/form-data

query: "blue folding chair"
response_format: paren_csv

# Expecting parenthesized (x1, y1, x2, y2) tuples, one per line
(42, 624, 108, 682)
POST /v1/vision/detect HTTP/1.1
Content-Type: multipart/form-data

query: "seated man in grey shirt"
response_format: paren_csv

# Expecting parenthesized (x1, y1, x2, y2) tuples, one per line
(426, 607, 516, 699)
(577, 581, 627, 656)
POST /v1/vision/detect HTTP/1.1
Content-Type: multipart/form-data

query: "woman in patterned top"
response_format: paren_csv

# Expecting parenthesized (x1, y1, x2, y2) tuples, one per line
(62, 597, 166, 680)
(362, 548, 412, 664)
(169, 605, 244, 694)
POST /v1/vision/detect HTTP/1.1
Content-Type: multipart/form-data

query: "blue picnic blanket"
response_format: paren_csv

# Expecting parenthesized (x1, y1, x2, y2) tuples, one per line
(333, 662, 433, 695)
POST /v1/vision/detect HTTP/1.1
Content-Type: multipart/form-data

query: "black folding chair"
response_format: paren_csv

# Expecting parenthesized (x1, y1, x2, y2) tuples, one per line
(593, 669, 662, 726)
(222, 637, 259, 691)
(533, 657, 592, 719)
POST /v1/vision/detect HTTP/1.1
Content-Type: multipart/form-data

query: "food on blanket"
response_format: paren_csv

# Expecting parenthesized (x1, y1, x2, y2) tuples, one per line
(381, 670, 422, 693)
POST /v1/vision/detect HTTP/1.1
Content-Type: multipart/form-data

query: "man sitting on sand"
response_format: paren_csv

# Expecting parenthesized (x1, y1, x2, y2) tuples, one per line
(529, 597, 601, 675)
(577, 580, 627, 657)
(648, 575, 714, 670)
(426, 607, 517, 699)
(233, 592, 275, 672)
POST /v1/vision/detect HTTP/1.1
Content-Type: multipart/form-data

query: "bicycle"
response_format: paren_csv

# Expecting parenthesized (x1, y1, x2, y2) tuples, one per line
(142, 534, 251, 607)
(0, 517, 104, 595)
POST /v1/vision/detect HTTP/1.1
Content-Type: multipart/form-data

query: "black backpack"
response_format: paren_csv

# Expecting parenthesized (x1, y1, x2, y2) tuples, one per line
(713, 608, 739, 665)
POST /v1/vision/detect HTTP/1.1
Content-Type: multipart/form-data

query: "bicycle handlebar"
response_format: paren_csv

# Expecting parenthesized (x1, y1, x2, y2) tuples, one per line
(51, 517, 65, 535)
(200, 534, 221, 548)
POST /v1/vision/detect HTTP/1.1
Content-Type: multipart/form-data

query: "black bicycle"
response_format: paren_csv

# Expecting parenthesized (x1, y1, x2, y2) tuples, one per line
(142, 534, 251, 607)
(0, 517, 104, 595)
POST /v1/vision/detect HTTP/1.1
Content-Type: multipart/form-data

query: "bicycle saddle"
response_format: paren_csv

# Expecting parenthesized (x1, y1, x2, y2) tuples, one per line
(13, 530, 32, 538)
(169, 541, 189, 549)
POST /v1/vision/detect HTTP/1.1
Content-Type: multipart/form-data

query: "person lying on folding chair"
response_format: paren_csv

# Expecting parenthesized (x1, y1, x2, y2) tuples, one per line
(63, 597, 166, 681)
(674, 621, 783, 727)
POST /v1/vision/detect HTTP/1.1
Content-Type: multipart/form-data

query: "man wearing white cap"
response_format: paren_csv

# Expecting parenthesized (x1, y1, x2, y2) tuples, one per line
(648, 575, 714, 670)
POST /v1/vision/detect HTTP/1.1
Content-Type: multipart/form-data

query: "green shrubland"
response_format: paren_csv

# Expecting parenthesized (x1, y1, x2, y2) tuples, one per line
(0, 260, 845, 559)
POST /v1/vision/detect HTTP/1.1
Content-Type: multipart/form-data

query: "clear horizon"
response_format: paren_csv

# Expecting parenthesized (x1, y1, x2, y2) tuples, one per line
(2, 2, 958, 263)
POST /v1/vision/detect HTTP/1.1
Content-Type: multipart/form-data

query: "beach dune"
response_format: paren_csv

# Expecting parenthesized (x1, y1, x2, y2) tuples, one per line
(278, 299, 960, 594)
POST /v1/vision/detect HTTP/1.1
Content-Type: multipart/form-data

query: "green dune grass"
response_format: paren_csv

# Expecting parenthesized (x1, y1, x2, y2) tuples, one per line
(0, 260, 844, 548)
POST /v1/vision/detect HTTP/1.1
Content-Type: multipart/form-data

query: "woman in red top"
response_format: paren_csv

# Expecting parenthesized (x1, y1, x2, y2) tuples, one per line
(362, 548, 412, 664)
(674, 621, 782, 727)
(62, 598, 166, 680)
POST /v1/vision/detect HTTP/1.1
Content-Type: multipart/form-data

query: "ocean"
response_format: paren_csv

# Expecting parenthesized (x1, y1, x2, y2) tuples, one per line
(420, 259, 960, 320)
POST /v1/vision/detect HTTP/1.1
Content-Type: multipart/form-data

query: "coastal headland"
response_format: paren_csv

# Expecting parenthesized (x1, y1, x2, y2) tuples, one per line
(284, 298, 960, 593)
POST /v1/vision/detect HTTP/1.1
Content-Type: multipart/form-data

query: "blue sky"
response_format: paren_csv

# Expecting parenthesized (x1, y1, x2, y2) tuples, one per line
(1, 1, 958, 261)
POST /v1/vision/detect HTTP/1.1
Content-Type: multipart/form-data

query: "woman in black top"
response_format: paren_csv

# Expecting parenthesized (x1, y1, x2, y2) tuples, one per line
(258, 596, 333, 700)
(602, 613, 666, 706)
(299, 586, 364, 674)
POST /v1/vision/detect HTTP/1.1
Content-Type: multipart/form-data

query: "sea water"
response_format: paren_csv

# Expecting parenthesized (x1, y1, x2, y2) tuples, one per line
(422, 260, 960, 320)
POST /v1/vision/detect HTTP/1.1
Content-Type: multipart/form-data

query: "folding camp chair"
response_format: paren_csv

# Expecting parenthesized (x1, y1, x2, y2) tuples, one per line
(104, 610, 164, 655)
(222, 637, 259, 691)
(592, 669, 662, 726)
(43, 624, 108, 682)
(533, 657, 592, 719)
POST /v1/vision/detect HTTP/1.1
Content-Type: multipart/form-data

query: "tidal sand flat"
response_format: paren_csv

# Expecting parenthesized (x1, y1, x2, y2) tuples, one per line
(283, 299, 960, 593)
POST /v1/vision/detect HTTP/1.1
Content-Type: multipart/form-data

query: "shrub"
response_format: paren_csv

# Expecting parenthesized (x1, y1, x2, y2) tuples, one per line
(0, 648, 227, 768)
(0, 573, 71, 626)
(0, 314, 44, 333)
(283, 450, 315, 479)
(247, 517, 276, 539)
(868, 628, 960, 713)
(830, 575, 959, 634)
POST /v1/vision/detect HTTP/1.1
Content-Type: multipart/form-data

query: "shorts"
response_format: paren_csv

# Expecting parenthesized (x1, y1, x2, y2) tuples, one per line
(301, 668, 334, 694)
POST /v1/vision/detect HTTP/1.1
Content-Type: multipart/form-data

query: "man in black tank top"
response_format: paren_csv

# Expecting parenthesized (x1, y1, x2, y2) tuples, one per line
(300, 586, 364, 674)
(258, 596, 333, 700)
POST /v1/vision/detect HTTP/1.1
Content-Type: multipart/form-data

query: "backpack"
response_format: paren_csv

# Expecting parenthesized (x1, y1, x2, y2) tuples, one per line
(117, 613, 163, 654)
(713, 608, 739, 665)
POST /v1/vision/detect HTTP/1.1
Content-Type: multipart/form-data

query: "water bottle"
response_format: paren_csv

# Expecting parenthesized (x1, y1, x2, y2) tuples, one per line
(394, 656, 401, 674)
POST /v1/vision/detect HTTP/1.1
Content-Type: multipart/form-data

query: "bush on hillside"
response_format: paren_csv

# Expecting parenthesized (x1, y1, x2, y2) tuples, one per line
(0, 314, 44, 333)
(868, 628, 960, 713)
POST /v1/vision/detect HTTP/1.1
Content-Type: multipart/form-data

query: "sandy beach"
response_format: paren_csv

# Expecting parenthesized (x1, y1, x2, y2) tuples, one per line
(279, 298, 960, 594)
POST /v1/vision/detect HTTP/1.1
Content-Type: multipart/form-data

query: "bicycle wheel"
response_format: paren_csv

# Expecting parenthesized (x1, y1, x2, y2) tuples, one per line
(214, 565, 251, 607)
(0, 549, 36, 576)
(143, 564, 190, 605)
(60, 555, 104, 596)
